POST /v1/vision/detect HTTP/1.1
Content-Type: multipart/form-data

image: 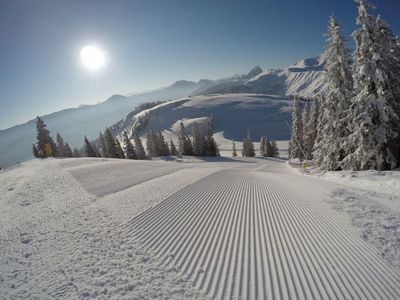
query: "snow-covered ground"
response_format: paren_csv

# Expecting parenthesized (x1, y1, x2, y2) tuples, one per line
(1, 157, 399, 299)
(288, 161, 400, 268)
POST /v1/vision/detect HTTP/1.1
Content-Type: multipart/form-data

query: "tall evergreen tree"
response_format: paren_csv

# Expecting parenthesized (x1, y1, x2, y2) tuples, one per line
(35, 116, 57, 158)
(84, 136, 98, 157)
(32, 144, 39, 158)
(73, 148, 81, 158)
(314, 16, 354, 170)
(178, 122, 193, 156)
(342, 0, 400, 170)
(159, 131, 170, 156)
(123, 131, 137, 159)
(270, 139, 279, 157)
(56, 133, 67, 157)
(134, 133, 147, 160)
(99, 132, 108, 158)
(242, 130, 255, 157)
(204, 118, 219, 156)
(65, 143, 74, 158)
(104, 128, 119, 158)
(307, 97, 320, 158)
(260, 137, 267, 156)
(170, 139, 178, 156)
(288, 98, 304, 160)
(115, 138, 125, 159)
(192, 123, 206, 156)
(301, 105, 313, 160)
(232, 140, 237, 157)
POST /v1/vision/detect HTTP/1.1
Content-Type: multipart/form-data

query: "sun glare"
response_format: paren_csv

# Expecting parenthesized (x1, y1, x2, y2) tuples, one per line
(80, 45, 105, 71)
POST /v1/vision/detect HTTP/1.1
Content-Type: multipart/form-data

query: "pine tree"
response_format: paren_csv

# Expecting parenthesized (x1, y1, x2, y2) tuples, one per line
(115, 139, 125, 159)
(301, 105, 313, 160)
(145, 131, 156, 157)
(342, 0, 400, 170)
(204, 117, 219, 156)
(178, 122, 193, 156)
(159, 131, 170, 156)
(84, 136, 98, 157)
(232, 140, 237, 157)
(170, 139, 178, 156)
(270, 139, 279, 157)
(265, 138, 274, 157)
(260, 137, 267, 156)
(134, 133, 147, 160)
(65, 143, 74, 157)
(307, 98, 320, 159)
(104, 128, 119, 158)
(242, 130, 255, 157)
(32, 144, 39, 158)
(123, 131, 137, 159)
(73, 148, 81, 158)
(56, 133, 67, 157)
(313, 16, 354, 170)
(35, 116, 57, 158)
(99, 132, 108, 157)
(288, 98, 304, 161)
(192, 123, 205, 156)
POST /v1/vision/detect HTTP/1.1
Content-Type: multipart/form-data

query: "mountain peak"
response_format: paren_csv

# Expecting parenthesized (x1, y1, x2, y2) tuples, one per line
(169, 80, 197, 89)
(247, 65, 263, 78)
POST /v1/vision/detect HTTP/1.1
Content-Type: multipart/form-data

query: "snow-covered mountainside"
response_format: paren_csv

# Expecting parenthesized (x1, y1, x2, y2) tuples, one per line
(0, 57, 325, 168)
(199, 56, 326, 98)
(112, 94, 293, 148)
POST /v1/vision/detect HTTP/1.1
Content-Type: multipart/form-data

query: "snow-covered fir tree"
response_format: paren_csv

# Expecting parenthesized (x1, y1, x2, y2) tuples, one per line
(84, 136, 98, 157)
(73, 148, 81, 158)
(301, 105, 312, 160)
(104, 128, 119, 158)
(232, 140, 237, 157)
(269, 140, 279, 157)
(35, 116, 57, 158)
(65, 143, 74, 158)
(314, 16, 354, 169)
(260, 137, 267, 156)
(288, 97, 304, 161)
(99, 132, 108, 158)
(242, 130, 255, 157)
(134, 133, 147, 160)
(178, 122, 193, 156)
(115, 138, 125, 159)
(32, 144, 39, 158)
(170, 139, 178, 156)
(56, 133, 67, 157)
(159, 131, 170, 156)
(342, 0, 400, 170)
(306, 98, 320, 159)
(123, 131, 137, 159)
(192, 123, 206, 156)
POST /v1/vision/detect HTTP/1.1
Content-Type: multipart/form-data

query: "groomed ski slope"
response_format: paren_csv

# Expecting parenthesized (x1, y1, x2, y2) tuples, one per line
(0, 157, 399, 299)
(128, 168, 400, 299)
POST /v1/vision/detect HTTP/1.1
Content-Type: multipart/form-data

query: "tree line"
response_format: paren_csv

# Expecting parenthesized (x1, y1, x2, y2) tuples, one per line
(289, 0, 400, 171)
(32, 116, 220, 160)
(239, 129, 279, 158)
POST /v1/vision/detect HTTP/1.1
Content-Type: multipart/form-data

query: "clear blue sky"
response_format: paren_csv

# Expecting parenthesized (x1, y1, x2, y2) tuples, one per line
(0, 0, 399, 129)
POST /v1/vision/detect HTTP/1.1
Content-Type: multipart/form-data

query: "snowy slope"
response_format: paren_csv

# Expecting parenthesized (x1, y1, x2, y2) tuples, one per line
(112, 94, 293, 149)
(1, 157, 399, 299)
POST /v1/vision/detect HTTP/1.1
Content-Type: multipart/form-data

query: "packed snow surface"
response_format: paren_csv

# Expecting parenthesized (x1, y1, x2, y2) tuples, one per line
(1, 157, 400, 299)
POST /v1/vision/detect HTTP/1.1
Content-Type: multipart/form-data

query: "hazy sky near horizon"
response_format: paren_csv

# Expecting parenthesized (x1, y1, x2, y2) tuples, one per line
(1, 0, 399, 129)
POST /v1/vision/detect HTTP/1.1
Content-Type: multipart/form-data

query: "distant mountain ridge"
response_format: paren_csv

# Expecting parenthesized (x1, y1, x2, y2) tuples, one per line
(0, 56, 325, 168)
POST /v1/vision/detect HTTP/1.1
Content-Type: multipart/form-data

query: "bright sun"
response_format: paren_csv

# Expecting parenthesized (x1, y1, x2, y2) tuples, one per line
(80, 46, 105, 71)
